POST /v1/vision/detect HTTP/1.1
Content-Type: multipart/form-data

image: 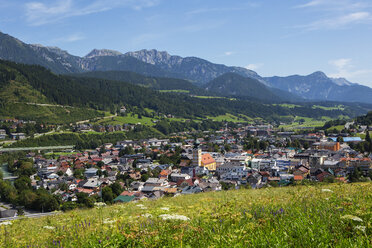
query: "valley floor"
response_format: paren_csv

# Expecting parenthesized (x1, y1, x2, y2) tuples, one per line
(0, 182, 371, 247)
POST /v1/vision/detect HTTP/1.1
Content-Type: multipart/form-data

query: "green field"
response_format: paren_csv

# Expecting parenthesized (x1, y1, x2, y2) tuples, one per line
(0, 102, 104, 124)
(312, 105, 345, 111)
(1, 183, 370, 247)
(279, 116, 333, 130)
(158, 90, 190, 93)
(207, 113, 253, 123)
(192, 95, 236, 100)
(327, 125, 346, 132)
(275, 103, 301, 109)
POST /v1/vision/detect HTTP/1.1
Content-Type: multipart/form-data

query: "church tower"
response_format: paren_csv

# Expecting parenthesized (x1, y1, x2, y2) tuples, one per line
(192, 140, 201, 167)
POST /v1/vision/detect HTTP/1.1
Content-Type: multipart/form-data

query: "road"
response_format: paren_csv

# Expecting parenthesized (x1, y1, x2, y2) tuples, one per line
(76, 113, 117, 124)
(0, 212, 59, 222)
(0, 145, 74, 152)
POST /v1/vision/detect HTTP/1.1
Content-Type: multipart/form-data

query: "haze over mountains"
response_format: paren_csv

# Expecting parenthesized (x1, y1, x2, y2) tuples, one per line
(1, 31, 372, 104)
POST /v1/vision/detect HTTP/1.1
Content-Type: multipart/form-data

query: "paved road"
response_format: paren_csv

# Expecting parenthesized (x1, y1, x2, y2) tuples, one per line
(0, 145, 74, 152)
(0, 212, 59, 222)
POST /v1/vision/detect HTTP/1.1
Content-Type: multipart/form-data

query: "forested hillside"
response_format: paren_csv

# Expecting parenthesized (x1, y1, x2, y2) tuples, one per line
(70, 70, 205, 95)
(0, 60, 368, 124)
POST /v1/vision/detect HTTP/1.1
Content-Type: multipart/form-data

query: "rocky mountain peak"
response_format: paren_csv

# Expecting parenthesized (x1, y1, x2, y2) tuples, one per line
(309, 71, 328, 78)
(84, 49, 122, 58)
(125, 49, 183, 66)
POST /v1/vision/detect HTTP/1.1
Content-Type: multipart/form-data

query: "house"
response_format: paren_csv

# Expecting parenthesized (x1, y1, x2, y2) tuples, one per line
(114, 195, 135, 203)
(217, 161, 246, 176)
(201, 153, 216, 171)
(294, 175, 304, 181)
(84, 168, 98, 178)
(158, 169, 172, 180)
(120, 106, 127, 113)
(247, 172, 262, 188)
(83, 178, 101, 189)
(312, 142, 340, 151)
(279, 173, 294, 183)
(10, 133, 26, 140)
(170, 173, 190, 182)
(181, 185, 202, 194)
(145, 178, 169, 187)
(130, 181, 145, 191)
(162, 187, 178, 195)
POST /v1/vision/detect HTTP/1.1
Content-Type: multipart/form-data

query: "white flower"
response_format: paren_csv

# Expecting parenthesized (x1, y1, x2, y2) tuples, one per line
(0, 221, 12, 226)
(160, 207, 170, 211)
(94, 202, 106, 208)
(43, 226, 55, 230)
(325, 198, 329, 201)
(103, 218, 115, 224)
(136, 204, 147, 209)
(341, 215, 363, 222)
(159, 214, 190, 221)
(141, 213, 153, 218)
(354, 225, 366, 232)
(321, 189, 333, 192)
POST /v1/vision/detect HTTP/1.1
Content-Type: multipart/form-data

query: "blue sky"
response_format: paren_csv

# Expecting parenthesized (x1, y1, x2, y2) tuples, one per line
(1, 0, 372, 87)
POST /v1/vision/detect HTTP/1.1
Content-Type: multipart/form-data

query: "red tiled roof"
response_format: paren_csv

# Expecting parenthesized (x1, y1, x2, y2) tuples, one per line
(294, 175, 304, 181)
(202, 153, 215, 165)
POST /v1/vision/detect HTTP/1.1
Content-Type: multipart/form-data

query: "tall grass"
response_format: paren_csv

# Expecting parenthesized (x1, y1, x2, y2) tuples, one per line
(0, 183, 371, 247)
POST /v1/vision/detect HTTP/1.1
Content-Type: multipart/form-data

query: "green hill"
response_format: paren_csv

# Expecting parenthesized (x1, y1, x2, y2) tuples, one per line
(0, 183, 370, 247)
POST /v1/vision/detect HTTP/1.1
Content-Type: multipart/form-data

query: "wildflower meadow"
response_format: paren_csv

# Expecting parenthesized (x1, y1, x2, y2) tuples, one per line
(0, 182, 371, 247)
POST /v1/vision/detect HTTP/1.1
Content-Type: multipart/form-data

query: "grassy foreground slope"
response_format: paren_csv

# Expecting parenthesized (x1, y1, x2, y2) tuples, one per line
(1, 183, 371, 247)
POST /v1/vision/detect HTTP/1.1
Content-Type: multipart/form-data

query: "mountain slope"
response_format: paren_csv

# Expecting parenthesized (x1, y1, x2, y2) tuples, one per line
(0, 31, 83, 74)
(204, 73, 303, 102)
(204, 73, 279, 101)
(1, 60, 360, 123)
(264, 71, 372, 104)
(1, 31, 372, 105)
(126, 49, 264, 84)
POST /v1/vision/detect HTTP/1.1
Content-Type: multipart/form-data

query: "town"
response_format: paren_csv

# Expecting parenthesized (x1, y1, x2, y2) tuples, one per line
(1, 120, 371, 219)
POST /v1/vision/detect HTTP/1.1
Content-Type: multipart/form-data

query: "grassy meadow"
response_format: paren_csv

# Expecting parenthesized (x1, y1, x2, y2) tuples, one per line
(0, 182, 371, 247)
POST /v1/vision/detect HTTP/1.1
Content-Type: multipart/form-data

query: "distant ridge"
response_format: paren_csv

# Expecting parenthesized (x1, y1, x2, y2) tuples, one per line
(0, 30, 372, 104)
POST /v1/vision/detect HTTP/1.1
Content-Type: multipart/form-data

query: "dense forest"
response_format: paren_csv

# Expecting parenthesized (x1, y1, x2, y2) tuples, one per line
(355, 111, 372, 125)
(71, 70, 206, 95)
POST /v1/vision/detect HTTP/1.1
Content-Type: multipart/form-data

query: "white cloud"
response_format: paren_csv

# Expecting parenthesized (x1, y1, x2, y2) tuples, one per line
(298, 11, 371, 30)
(224, 51, 233, 56)
(294, 0, 370, 10)
(293, 0, 372, 30)
(328, 58, 372, 79)
(24, 0, 161, 26)
(186, 3, 259, 16)
(245, 63, 263, 71)
(329, 58, 352, 70)
(294, 0, 325, 8)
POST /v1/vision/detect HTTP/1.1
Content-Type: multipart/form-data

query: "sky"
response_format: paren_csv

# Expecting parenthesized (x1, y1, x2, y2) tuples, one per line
(1, 0, 372, 87)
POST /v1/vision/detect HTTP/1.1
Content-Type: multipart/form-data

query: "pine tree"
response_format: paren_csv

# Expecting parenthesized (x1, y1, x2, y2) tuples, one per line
(366, 128, 371, 143)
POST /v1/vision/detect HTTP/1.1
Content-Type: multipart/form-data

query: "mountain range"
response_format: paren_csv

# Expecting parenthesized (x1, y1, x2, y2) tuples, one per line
(3, 59, 363, 125)
(1, 31, 372, 104)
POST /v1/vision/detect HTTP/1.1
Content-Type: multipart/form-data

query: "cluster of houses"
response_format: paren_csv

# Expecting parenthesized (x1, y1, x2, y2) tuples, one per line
(5, 120, 368, 208)
(0, 118, 41, 140)
(0, 129, 26, 140)
(74, 123, 135, 132)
